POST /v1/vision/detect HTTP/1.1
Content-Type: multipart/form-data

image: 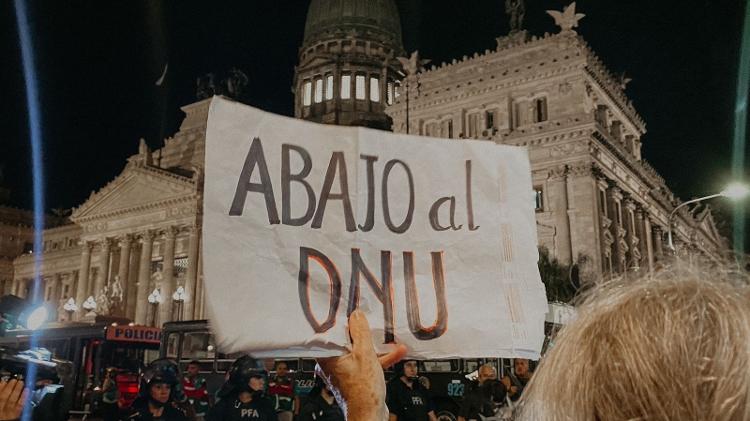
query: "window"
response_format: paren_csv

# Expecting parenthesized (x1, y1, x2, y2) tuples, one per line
(535, 97, 548, 122)
(441, 119, 453, 138)
(314, 78, 323, 103)
(486, 110, 495, 129)
(325, 75, 334, 100)
(166, 333, 180, 358)
(534, 187, 544, 211)
(355, 75, 366, 100)
(468, 113, 480, 138)
(341, 74, 351, 99)
(181, 332, 216, 360)
(599, 189, 608, 217)
(387, 81, 394, 104)
(302, 81, 312, 106)
(370, 77, 380, 102)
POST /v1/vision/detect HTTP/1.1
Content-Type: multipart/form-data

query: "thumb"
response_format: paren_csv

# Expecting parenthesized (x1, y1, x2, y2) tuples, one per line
(378, 344, 407, 369)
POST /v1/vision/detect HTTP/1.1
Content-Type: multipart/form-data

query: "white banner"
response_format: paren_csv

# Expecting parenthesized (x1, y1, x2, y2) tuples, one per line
(203, 97, 548, 359)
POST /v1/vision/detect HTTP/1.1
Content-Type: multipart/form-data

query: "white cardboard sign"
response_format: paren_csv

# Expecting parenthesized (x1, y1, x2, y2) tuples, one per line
(203, 97, 548, 359)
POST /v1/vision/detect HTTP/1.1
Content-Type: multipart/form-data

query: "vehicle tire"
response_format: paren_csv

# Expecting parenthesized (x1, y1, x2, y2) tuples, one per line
(436, 410, 457, 421)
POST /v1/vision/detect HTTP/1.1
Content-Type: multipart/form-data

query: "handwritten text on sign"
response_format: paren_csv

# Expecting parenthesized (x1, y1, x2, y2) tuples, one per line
(203, 97, 547, 359)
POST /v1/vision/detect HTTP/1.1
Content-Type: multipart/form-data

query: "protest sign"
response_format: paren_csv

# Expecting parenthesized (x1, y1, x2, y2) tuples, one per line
(203, 97, 548, 359)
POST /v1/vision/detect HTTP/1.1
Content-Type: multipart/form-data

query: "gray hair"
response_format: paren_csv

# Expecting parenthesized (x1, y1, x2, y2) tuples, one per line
(518, 264, 750, 421)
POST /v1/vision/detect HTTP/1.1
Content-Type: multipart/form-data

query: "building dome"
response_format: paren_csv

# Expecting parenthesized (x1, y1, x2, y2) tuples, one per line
(294, 0, 405, 130)
(303, 0, 402, 47)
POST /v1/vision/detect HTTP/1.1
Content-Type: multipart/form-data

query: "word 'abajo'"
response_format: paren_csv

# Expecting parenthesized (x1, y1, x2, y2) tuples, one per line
(228, 137, 480, 233)
(298, 246, 448, 343)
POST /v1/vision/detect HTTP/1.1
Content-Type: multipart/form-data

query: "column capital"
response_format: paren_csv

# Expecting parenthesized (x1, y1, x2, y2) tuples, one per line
(609, 186, 623, 201)
(568, 161, 594, 177)
(163, 226, 180, 239)
(100, 237, 113, 248)
(78, 240, 94, 251)
(547, 165, 567, 180)
(139, 230, 156, 243)
(118, 234, 133, 248)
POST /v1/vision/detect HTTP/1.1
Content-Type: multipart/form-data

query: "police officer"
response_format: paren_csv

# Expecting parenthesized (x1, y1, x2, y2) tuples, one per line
(386, 360, 437, 421)
(127, 359, 189, 421)
(207, 356, 277, 421)
(297, 376, 344, 421)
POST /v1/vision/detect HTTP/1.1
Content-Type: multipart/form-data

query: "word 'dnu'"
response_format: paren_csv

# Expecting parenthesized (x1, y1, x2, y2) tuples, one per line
(298, 246, 448, 343)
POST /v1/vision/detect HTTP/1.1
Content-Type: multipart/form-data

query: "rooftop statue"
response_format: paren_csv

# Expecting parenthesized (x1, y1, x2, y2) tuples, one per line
(397, 51, 430, 77)
(505, 0, 525, 33)
(547, 2, 586, 34)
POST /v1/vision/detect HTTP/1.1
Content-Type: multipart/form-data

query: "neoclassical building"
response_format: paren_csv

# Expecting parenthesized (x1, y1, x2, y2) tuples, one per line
(6, 0, 726, 325)
(383, 5, 726, 276)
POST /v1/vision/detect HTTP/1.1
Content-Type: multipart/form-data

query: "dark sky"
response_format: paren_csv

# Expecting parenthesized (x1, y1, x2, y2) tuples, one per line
(1, 0, 747, 231)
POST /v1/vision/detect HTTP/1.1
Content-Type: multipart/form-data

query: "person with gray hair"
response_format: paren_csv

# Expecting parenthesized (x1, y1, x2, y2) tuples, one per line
(517, 266, 750, 421)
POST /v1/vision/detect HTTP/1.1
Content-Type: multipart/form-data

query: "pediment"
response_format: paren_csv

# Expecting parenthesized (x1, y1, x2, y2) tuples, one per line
(71, 163, 197, 222)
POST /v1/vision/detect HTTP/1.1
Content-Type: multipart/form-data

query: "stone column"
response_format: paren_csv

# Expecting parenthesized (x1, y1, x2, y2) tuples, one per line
(624, 200, 641, 270)
(135, 231, 155, 325)
(75, 242, 93, 320)
(607, 188, 627, 273)
(652, 226, 664, 259)
(159, 227, 178, 324)
(185, 226, 200, 320)
(93, 238, 112, 297)
(548, 165, 572, 264)
(644, 217, 655, 272)
(117, 235, 132, 314)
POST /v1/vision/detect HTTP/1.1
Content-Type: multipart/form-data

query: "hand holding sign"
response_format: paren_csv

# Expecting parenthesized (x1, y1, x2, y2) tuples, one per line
(317, 310, 406, 420)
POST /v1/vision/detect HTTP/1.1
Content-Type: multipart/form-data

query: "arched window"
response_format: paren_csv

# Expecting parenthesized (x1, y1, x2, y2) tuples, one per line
(314, 78, 323, 103)
(355, 74, 366, 100)
(370, 77, 380, 102)
(325, 75, 334, 100)
(341, 74, 351, 99)
(302, 81, 312, 106)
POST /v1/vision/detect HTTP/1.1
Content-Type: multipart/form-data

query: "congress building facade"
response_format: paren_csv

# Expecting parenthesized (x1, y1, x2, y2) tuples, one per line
(2, 0, 726, 325)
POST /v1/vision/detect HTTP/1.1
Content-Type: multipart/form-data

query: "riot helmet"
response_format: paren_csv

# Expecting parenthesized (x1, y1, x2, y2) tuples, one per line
(394, 359, 419, 382)
(139, 358, 185, 405)
(217, 355, 267, 398)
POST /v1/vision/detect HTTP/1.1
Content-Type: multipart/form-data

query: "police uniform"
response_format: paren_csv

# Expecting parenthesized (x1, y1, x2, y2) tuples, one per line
(208, 395, 277, 421)
(386, 378, 432, 421)
(298, 393, 345, 421)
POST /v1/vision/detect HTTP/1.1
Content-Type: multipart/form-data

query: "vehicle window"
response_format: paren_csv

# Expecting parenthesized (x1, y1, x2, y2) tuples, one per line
(165, 333, 180, 359)
(181, 332, 216, 360)
(271, 359, 299, 374)
(464, 359, 480, 373)
(301, 359, 317, 373)
(422, 360, 459, 373)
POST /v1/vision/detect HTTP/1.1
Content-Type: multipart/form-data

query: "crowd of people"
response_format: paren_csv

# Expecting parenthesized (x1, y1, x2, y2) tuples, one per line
(4, 264, 750, 420)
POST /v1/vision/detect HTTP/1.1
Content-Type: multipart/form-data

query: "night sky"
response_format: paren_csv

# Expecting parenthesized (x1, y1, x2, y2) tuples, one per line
(1, 1, 747, 236)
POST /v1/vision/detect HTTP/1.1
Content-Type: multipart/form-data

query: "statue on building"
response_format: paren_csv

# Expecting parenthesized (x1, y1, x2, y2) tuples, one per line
(505, 0, 525, 33)
(96, 285, 111, 316)
(196, 68, 250, 101)
(223, 67, 249, 99)
(397, 51, 430, 77)
(109, 275, 124, 315)
(547, 2, 586, 34)
(196, 73, 217, 100)
(618, 72, 633, 90)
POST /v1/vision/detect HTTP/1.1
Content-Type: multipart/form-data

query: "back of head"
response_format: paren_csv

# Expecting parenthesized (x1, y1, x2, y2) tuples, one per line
(518, 265, 750, 421)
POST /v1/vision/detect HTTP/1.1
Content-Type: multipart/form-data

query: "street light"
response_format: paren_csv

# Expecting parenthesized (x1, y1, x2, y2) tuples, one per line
(148, 288, 162, 327)
(63, 298, 78, 321)
(667, 182, 750, 251)
(172, 286, 187, 321)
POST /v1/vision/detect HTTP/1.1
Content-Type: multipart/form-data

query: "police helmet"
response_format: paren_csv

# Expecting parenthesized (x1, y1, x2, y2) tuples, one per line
(139, 358, 184, 401)
(217, 355, 267, 398)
